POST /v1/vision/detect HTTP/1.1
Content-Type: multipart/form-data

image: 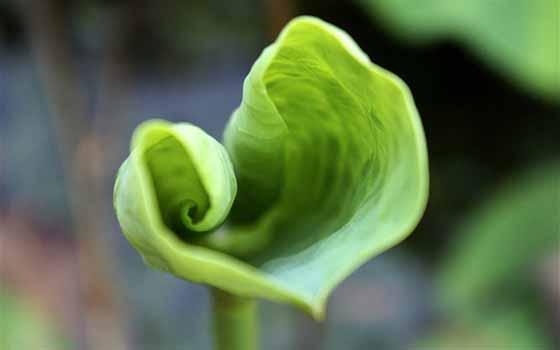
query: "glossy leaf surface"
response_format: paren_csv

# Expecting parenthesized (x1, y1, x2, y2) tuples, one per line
(114, 16, 428, 318)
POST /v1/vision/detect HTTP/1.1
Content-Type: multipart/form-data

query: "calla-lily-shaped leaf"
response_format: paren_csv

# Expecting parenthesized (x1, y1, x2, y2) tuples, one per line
(114, 16, 428, 319)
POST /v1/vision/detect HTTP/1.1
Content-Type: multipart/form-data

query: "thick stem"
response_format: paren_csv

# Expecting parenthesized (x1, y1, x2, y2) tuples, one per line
(211, 288, 259, 350)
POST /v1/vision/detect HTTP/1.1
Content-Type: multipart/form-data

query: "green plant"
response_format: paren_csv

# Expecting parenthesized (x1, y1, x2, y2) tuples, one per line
(358, 0, 559, 102)
(418, 161, 560, 350)
(440, 161, 559, 315)
(0, 292, 69, 349)
(114, 16, 428, 349)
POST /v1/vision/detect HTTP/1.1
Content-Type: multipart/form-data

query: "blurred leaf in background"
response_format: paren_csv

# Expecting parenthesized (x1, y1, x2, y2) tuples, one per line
(439, 161, 559, 314)
(421, 161, 560, 349)
(357, 0, 559, 102)
(416, 307, 550, 350)
(0, 292, 70, 349)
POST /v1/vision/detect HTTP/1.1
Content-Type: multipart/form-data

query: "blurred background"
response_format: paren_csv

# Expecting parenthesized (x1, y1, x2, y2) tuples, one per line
(0, 0, 558, 349)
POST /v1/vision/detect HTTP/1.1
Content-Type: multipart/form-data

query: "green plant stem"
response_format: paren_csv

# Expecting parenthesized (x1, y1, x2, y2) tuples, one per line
(211, 288, 259, 350)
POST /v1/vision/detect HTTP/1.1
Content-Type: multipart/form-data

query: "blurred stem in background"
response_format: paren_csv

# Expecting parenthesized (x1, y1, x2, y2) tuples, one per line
(21, 0, 134, 348)
(263, 0, 295, 39)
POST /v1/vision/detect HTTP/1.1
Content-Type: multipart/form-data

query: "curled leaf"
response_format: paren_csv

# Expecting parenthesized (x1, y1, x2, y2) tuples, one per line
(114, 121, 237, 259)
(114, 16, 428, 318)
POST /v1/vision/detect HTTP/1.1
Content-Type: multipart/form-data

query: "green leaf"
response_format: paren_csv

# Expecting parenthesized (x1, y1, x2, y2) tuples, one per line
(416, 307, 551, 350)
(114, 16, 428, 319)
(439, 161, 560, 316)
(0, 292, 69, 349)
(357, 0, 560, 102)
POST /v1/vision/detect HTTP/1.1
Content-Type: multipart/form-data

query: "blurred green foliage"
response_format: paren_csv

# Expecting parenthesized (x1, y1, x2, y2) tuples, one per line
(0, 292, 69, 350)
(439, 161, 559, 314)
(416, 307, 550, 350)
(421, 161, 560, 349)
(358, 0, 559, 102)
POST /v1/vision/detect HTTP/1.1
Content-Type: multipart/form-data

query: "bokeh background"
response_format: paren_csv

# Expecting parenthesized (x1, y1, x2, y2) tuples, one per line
(1, 0, 558, 349)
